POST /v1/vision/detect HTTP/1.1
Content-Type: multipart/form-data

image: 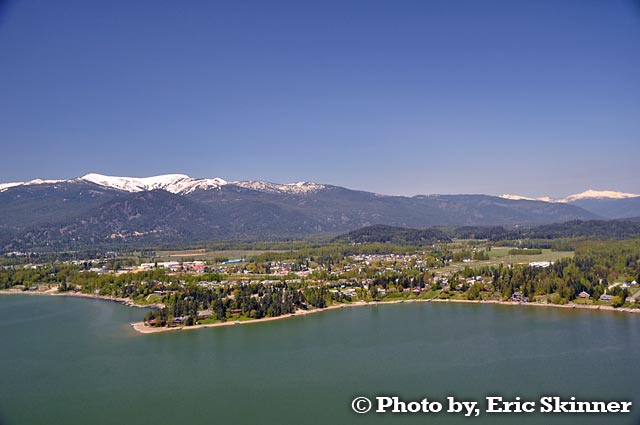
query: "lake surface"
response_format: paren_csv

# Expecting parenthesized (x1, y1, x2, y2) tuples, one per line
(0, 295, 639, 425)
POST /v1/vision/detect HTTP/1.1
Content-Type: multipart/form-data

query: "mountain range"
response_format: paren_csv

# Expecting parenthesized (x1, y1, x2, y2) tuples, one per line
(500, 190, 640, 220)
(1, 173, 638, 250)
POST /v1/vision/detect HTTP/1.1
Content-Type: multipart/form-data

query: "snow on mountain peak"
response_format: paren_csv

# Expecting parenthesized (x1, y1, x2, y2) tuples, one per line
(500, 190, 640, 203)
(562, 189, 640, 202)
(234, 180, 325, 194)
(0, 178, 65, 192)
(500, 194, 555, 202)
(500, 194, 538, 201)
(80, 173, 228, 194)
(78, 173, 323, 194)
(81, 173, 190, 192)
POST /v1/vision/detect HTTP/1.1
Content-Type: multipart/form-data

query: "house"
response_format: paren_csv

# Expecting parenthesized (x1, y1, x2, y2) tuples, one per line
(599, 294, 614, 302)
(510, 292, 526, 302)
(197, 310, 213, 318)
(157, 261, 181, 272)
(183, 261, 207, 273)
(173, 316, 188, 324)
(342, 288, 357, 297)
(377, 288, 387, 296)
(578, 291, 590, 299)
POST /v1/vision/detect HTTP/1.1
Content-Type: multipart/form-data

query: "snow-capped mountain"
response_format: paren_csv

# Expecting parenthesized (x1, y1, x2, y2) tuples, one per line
(562, 190, 640, 202)
(80, 173, 229, 194)
(500, 190, 640, 204)
(0, 174, 610, 249)
(499, 194, 554, 202)
(0, 178, 65, 192)
(79, 173, 326, 195)
(233, 180, 326, 194)
(500, 190, 640, 219)
(0, 173, 326, 195)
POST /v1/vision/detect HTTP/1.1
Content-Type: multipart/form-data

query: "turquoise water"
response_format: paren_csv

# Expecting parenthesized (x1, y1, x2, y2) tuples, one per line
(0, 295, 638, 425)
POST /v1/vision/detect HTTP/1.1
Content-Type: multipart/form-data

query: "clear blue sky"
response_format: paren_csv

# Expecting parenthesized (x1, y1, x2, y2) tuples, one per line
(0, 0, 638, 197)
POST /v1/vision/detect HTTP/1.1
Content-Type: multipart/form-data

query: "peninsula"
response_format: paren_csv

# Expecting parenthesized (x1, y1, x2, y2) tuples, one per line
(2, 223, 639, 333)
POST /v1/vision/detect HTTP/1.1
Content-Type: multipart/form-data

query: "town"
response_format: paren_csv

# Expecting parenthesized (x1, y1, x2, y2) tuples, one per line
(2, 237, 640, 330)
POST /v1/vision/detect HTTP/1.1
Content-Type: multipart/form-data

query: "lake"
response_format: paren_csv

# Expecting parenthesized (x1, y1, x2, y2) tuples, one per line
(0, 294, 638, 425)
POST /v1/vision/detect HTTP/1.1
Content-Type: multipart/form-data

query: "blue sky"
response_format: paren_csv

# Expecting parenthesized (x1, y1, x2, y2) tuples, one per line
(0, 0, 638, 197)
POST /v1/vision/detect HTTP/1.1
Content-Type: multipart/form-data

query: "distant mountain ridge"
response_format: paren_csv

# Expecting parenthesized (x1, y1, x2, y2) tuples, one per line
(500, 189, 640, 203)
(338, 220, 640, 245)
(0, 173, 326, 195)
(0, 173, 615, 250)
(500, 189, 640, 219)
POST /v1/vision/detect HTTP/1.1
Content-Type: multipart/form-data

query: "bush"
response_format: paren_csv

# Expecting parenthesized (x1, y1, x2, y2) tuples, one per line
(549, 293, 568, 305)
(611, 296, 624, 308)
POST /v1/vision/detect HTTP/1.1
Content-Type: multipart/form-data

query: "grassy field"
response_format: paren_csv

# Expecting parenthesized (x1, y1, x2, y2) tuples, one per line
(151, 249, 287, 262)
(439, 248, 574, 273)
(488, 247, 543, 258)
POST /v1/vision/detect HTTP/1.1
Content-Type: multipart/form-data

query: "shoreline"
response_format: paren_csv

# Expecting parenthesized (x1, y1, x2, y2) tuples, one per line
(131, 301, 373, 334)
(130, 297, 640, 334)
(0, 288, 163, 309)
(1, 288, 637, 335)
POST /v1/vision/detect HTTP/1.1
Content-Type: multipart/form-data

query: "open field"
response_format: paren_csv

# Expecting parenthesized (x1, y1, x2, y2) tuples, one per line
(151, 249, 288, 262)
(439, 248, 574, 274)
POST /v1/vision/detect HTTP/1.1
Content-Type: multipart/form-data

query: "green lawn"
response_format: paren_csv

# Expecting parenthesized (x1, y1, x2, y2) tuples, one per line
(439, 249, 574, 273)
(151, 249, 287, 262)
